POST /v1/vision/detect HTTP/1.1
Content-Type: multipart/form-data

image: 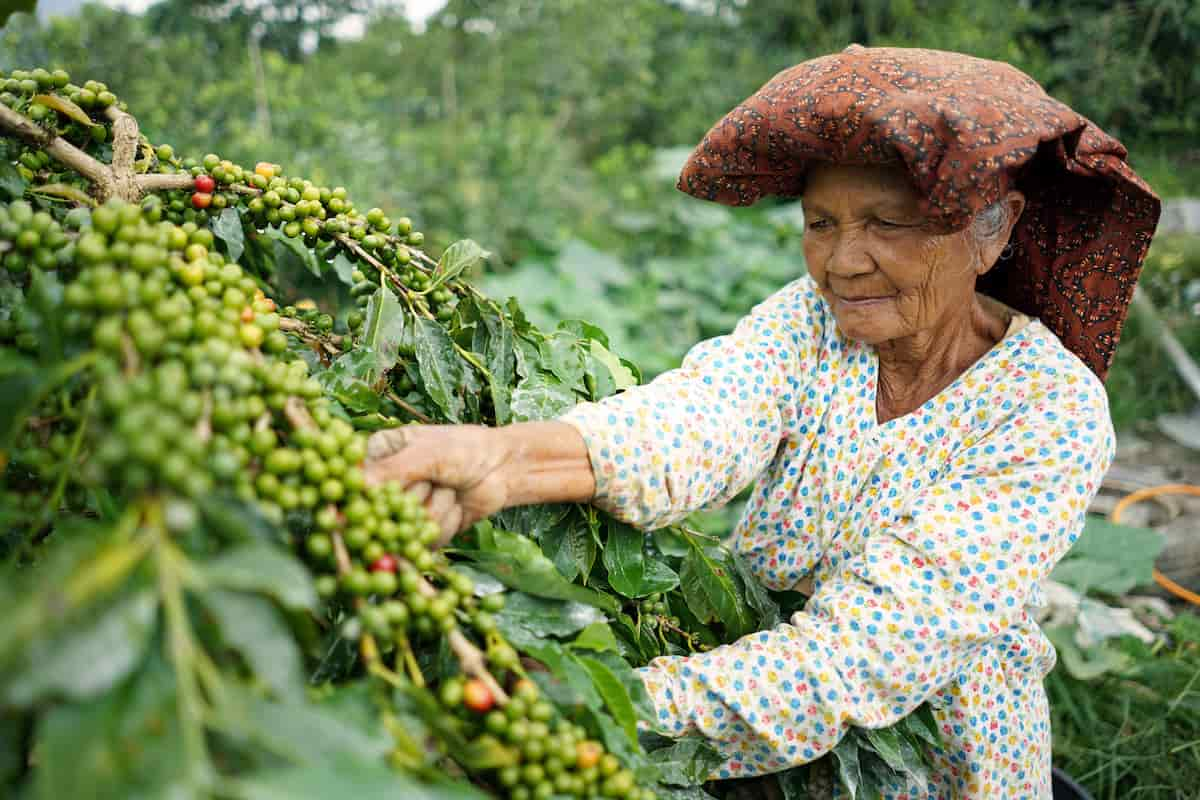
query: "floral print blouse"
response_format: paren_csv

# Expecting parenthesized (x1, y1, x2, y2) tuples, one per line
(560, 275, 1113, 798)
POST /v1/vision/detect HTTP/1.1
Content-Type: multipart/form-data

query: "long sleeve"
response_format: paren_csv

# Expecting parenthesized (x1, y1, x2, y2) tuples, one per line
(558, 278, 824, 529)
(636, 377, 1115, 779)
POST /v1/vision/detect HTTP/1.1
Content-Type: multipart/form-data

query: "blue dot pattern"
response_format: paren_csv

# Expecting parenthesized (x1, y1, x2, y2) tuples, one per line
(559, 275, 1114, 797)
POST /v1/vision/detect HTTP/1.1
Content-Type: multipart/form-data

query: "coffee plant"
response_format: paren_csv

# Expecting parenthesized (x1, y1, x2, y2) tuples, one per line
(0, 67, 941, 800)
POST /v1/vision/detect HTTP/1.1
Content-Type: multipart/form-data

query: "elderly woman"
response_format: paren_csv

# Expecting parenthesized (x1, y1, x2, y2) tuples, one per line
(365, 47, 1160, 797)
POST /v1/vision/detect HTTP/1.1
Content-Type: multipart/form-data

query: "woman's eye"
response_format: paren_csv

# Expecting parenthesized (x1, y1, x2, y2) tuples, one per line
(874, 217, 908, 229)
(807, 219, 832, 231)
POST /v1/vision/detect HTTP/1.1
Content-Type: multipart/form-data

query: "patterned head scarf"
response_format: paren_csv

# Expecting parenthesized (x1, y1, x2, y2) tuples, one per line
(678, 45, 1161, 380)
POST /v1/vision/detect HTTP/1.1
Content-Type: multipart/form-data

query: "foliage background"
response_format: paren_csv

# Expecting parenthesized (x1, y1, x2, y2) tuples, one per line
(4, 1, 1200, 796)
(5, 0, 1200, 427)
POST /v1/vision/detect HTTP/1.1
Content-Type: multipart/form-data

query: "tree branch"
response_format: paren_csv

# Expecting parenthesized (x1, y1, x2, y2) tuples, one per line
(408, 569, 510, 704)
(136, 173, 195, 192)
(104, 106, 138, 176)
(386, 391, 433, 424)
(0, 104, 115, 196)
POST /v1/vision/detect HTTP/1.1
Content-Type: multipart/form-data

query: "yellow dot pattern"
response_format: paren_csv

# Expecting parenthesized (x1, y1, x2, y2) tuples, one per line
(560, 276, 1113, 797)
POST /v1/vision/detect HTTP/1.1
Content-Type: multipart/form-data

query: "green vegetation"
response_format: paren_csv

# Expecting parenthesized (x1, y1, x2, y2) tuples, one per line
(2, 1, 1199, 798)
(0, 63, 947, 799)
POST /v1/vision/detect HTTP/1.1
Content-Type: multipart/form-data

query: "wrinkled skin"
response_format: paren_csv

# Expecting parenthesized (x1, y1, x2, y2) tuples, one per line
(801, 163, 1024, 422)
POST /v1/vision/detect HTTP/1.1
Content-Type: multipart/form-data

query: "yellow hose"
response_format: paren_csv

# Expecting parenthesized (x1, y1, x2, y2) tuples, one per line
(1109, 484, 1200, 607)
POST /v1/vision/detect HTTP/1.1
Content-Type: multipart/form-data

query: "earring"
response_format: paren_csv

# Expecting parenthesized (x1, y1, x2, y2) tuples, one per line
(1000, 243, 1015, 260)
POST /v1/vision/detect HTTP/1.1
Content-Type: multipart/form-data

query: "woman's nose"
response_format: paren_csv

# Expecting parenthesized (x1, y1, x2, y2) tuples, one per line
(824, 230, 874, 278)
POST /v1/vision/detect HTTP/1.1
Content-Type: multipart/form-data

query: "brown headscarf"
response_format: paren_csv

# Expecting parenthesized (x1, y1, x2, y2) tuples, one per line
(677, 45, 1161, 380)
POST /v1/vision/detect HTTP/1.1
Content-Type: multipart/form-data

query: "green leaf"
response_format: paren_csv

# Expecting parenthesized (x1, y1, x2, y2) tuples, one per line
(680, 544, 754, 638)
(494, 502, 571, 540)
(450, 564, 506, 597)
(197, 493, 280, 545)
(0, 159, 27, 200)
(212, 683, 392, 765)
(33, 656, 193, 800)
(831, 735, 864, 800)
(1045, 624, 1133, 680)
(199, 542, 317, 612)
(213, 207, 246, 263)
(538, 515, 597, 582)
(27, 267, 66, 363)
(544, 332, 587, 392)
(860, 726, 909, 774)
(590, 339, 637, 391)
(603, 519, 646, 598)
(203, 589, 304, 702)
(494, 592, 606, 639)
(508, 636, 604, 710)
(578, 705, 660, 785)
(589, 649, 656, 726)
(362, 287, 407, 378)
(571, 622, 621, 653)
(330, 251, 357, 285)
(1052, 515, 1165, 596)
(648, 737, 725, 786)
(478, 307, 516, 424)
(652, 527, 692, 558)
(510, 372, 578, 421)
(0, 713, 24, 784)
(0, 518, 118, 662)
(0, 352, 41, 449)
(231, 757, 485, 800)
(316, 348, 382, 413)
(433, 239, 490, 286)
(413, 316, 466, 421)
(3, 589, 157, 706)
(557, 319, 611, 349)
(461, 548, 618, 613)
(269, 227, 322, 279)
(901, 703, 942, 749)
(578, 655, 639, 744)
(729, 552, 780, 630)
(32, 93, 93, 126)
(604, 519, 680, 598)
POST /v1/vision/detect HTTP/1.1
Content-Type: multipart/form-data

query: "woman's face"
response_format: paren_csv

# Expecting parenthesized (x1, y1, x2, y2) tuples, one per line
(801, 163, 986, 346)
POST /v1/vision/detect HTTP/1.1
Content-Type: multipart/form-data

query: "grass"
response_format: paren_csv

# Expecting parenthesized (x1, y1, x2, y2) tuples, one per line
(1050, 614, 1200, 799)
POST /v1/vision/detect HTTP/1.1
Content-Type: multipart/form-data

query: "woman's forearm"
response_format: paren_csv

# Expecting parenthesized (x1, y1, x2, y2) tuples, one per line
(493, 421, 596, 507)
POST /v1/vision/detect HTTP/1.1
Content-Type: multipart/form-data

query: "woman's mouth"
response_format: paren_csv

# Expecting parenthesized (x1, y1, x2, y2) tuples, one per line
(834, 294, 894, 308)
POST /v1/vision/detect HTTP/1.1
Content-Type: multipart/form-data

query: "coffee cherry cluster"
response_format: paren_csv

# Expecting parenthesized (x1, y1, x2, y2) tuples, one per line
(455, 680, 652, 800)
(0, 200, 71, 274)
(280, 301, 336, 335)
(1, 67, 654, 798)
(1, 70, 119, 171)
(61, 202, 284, 358)
(302, 472, 506, 643)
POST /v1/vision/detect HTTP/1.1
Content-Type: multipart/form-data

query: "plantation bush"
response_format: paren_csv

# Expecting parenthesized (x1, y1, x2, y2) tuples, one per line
(0, 67, 946, 799)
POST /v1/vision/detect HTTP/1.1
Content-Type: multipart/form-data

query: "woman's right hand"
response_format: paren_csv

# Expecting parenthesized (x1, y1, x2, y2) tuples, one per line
(364, 425, 514, 547)
(363, 421, 596, 548)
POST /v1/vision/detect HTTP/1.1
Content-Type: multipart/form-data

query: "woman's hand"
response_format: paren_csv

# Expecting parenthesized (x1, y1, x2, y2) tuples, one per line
(363, 421, 597, 547)
(364, 425, 513, 547)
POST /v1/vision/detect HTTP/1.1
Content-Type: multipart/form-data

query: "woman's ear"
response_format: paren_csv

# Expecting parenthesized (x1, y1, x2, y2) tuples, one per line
(976, 190, 1026, 274)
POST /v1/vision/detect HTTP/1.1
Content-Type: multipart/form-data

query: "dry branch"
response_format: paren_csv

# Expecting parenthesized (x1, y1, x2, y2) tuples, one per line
(410, 568, 510, 704)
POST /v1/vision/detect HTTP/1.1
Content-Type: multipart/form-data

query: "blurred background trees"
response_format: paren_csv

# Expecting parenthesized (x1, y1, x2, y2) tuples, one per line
(3, 0, 1199, 419)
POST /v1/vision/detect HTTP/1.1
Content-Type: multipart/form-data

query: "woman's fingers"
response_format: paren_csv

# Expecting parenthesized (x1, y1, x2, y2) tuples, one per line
(436, 504, 464, 548)
(406, 481, 432, 505)
(364, 438, 442, 488)
(426, 486, 459, 541)
(365, 427, 408, 461)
